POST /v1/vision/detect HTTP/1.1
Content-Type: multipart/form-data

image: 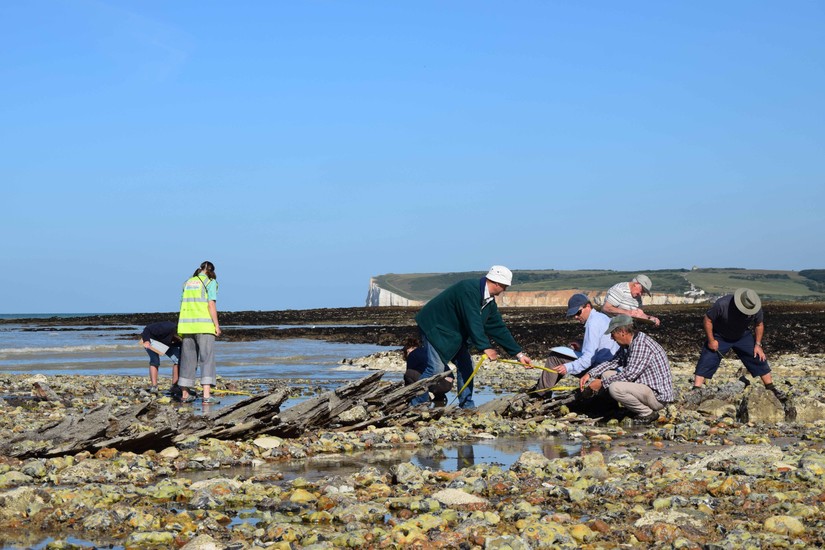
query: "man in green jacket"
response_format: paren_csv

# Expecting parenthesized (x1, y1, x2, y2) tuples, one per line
(412, 265, 533, 409)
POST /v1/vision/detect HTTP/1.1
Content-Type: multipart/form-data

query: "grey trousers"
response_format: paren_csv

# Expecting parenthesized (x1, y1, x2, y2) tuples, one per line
(179, 334, 217, 387)
(536, 354, 566, 393)
(601, 369, 665, 416)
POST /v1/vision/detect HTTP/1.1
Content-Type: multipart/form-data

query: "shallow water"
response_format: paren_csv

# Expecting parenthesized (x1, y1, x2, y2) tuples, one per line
(0, 323, 395, 381)
(181, 436, 587, 484)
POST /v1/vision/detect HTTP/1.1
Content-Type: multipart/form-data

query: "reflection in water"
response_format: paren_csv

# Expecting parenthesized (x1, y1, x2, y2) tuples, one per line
(410, 438, 582, 472)
(179, 437, 588, 485)
(178, 438, 582, 481)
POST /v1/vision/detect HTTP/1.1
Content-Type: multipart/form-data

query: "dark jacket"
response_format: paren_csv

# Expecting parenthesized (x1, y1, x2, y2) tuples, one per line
(141, 321, 179, 347)
(415, 278, 521, 363)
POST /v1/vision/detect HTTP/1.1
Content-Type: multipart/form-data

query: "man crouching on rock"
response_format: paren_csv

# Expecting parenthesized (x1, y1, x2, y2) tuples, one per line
(578, 315, 673, 425)
(411, 265, 532, 409)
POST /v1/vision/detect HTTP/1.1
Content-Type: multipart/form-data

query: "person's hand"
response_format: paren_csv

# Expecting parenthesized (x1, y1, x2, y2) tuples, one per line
(754, 344, 766, 361)
(707, 338, 719, 352)
(215, 326, 222, 337)
(568, 342, 581, 352)
(553, 364, 568, 376)
(518, 354, 532, 367)
(650, 316, 661, 327)
(588, 378, 603, 392)
(484, 348, 499, 361)
(142, 340, 151, 349)
(580, 374, 591, 391)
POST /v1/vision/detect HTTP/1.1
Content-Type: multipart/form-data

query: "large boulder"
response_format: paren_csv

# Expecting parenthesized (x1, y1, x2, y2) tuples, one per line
(787, 397, 825, 423)
(739, 387, 786, 423)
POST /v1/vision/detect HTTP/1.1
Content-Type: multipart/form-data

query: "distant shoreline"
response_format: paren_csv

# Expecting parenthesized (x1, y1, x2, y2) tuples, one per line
(2, 303, 824, 359)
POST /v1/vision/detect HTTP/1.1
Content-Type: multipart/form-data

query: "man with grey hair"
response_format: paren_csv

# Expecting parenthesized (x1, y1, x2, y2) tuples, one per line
(411, 265, 533, 409)
(693, 288, 786, 400)
(579, 315, 673, 424)
(602, 274, 660, 326)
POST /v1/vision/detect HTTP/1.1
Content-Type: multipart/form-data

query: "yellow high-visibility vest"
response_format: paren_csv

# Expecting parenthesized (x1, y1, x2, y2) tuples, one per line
(178, 275, 217, 335)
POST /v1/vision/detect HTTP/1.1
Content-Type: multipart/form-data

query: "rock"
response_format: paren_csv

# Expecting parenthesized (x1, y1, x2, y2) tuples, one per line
(289, 488, 318, 504)
(484, 534, 532, 549)
(569, 523, 596, 542)
(0, 486, 46, 521)
(0, 471, 33, 488)
(432, 488, 489, 506)
(697, 398, 737, 418)
(512, 451, 551, 471)
(392, 462, 424, 486)
(740, 388, 786, 423)
(57, 459, 117, 484)
(337, 405, 368, 423)
(125, 531, 176, 547)
(764, 515, 805, 535)
(181, 534, 225, 549)
(158, 446, 180, 459)
(788, 397, 825, 423)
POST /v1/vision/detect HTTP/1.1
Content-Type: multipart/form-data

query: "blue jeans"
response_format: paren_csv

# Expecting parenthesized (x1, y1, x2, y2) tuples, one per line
(145, 345, 181, 367)
(695, 330, 771, 378)
(411, 332, 475, 409)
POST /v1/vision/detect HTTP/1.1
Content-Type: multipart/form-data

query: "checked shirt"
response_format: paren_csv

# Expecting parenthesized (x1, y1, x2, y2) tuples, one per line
(588, 331, 674, 403)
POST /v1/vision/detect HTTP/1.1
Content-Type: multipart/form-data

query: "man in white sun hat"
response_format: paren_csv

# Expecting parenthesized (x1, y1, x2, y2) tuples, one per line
(692, 288, 786, 401)
(412, 265, 533, 409)
(602, 274, 660, 326)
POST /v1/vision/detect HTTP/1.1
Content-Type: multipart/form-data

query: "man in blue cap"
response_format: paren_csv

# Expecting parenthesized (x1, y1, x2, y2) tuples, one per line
(535, 293, 620, 395)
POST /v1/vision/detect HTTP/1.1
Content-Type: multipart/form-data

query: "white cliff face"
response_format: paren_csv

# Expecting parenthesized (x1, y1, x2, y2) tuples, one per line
(365, 279, 425, 307)
(497, 290, 709, 307)
(366, 280, 709, 308)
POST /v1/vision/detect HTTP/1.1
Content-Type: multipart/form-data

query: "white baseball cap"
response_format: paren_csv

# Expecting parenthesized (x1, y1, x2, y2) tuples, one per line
(486, 265, 513, 286)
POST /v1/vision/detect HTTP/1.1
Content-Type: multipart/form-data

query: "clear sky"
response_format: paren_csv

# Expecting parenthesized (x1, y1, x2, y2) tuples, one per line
(2, 1, 823, 313)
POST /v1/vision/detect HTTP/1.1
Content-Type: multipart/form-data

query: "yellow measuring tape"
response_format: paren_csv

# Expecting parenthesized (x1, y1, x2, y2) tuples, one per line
(452, 356, 486, 405)
(195, 387, 253, 396)
(499, 358, 556, 373)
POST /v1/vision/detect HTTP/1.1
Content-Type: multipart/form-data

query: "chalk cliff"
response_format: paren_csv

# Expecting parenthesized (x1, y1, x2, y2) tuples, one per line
(366, 278, 425, 307)
(366, 280, 709, 308)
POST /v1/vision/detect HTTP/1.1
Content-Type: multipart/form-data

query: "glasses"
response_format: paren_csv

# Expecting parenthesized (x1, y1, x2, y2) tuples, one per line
(574, 304, 588, 317)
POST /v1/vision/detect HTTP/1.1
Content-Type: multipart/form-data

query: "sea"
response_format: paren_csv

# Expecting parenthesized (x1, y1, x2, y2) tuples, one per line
(0, 313, 399, 385)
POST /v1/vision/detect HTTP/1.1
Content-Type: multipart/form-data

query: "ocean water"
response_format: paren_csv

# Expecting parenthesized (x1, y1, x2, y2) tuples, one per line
(0, 320, 397, 384)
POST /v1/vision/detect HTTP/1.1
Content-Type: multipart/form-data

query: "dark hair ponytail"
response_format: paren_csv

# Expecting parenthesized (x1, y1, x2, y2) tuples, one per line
(194, 261, 217, 280)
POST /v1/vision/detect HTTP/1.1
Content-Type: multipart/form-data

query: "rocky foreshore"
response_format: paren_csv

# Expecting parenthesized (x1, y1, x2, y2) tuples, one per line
(2, 349, 825, 548)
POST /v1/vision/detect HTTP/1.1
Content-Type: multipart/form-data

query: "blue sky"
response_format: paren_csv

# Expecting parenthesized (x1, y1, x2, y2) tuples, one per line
(2, 1, 823, 313)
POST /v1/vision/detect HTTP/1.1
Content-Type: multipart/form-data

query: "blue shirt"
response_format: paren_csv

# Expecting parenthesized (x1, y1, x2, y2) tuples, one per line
(565, 309, 620, 375)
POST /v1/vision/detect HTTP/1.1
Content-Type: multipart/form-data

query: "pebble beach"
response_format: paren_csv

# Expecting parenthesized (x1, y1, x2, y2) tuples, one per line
(3, 346, 825, 549)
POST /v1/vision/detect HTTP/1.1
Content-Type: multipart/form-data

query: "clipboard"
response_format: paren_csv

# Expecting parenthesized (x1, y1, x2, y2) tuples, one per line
(147, 339, 169, 355)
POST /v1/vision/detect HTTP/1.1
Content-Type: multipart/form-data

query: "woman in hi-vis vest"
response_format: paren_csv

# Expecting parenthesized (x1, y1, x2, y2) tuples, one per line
(177, 261, 221, 404)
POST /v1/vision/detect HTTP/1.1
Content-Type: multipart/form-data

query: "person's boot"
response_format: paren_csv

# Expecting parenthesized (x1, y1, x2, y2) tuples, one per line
(633, 411, 660, 425)
(765, 383, 788, 402)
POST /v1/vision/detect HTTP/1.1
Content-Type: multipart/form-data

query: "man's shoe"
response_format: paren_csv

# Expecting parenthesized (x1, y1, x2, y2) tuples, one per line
(633, 411, 660, 425)
(769, 387, 788, 402)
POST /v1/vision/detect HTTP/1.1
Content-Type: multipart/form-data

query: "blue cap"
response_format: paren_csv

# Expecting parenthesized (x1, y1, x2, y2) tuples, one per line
(566, 293, 589, 316)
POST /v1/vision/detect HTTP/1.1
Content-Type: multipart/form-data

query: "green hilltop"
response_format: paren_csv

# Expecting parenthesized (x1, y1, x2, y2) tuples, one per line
(373, 268, 825, 303)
